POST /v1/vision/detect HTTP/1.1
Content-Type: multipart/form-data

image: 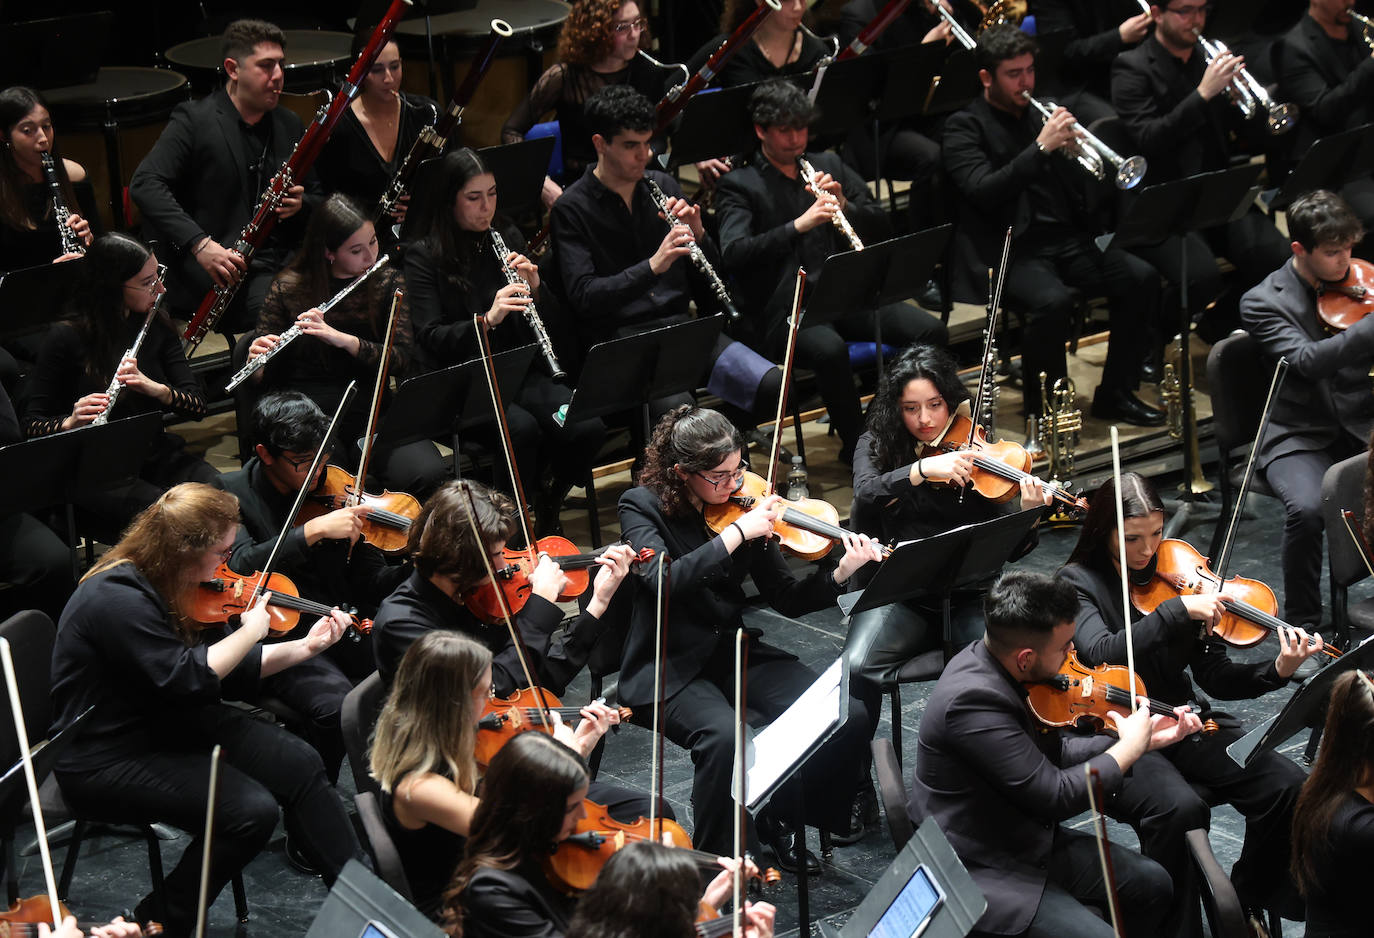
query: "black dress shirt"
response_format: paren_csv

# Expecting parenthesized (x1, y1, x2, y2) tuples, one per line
(1300, 791, 1374, 938)
(314, 93, 438, 210)
(1275, 13, 1374, 153)
(1035, 0, 1148, 99)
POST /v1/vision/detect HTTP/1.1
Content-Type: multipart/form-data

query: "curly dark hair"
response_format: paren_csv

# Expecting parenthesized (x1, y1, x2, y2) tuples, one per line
(747, 79, 815, 129)
(863, 344, 970, 471)
(637, 406, 745, 518)
(557, 0, 645, 66)
(584, 83, 655, 141)
(976, 22, 1037, 72)
(1064, 472, 1165, 580)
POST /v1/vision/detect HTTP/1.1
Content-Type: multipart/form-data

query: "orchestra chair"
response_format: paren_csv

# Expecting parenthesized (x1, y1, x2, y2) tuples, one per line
(1185, 782, 1273, 938)
(1320, 451, 1374, 649)
(525, 121, 564, 183)
(878, 651, 946, 769)
(340, 672, 387, 799)
(869, 738, 913, 851)
(230, 332, 262, 466)
(1205, 330, 1278, 561)
(352, 791, 414, 902)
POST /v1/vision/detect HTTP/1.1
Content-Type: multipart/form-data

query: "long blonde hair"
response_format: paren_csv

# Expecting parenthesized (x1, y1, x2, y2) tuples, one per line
(370, 631, 491, 797)
(85, 483, 240, 636)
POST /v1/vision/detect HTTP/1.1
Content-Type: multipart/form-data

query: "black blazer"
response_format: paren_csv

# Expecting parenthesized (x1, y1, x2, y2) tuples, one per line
(461, 862, 573, 938)
(129, 89, 321, 312)
(1035, 0, 1148, 98)
(909, 639, 1120, 936)
(1275, 13, 1374, 150)
(1239, 259, 1374, 467)
(615, 485, 843, 709)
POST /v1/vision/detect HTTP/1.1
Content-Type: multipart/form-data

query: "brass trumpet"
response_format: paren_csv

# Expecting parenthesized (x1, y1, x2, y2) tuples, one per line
(1021, 91, 1148, 189)
(1193, 28, 1297, 135)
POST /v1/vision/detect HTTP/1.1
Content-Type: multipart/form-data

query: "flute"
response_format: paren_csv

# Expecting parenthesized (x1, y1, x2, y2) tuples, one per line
(94, 264, 168, 426)
(798, 157, 864, 252)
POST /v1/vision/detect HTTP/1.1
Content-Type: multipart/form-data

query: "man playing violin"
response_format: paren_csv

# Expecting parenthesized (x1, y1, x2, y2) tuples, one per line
(912, 569, 1198, 938)
(1240, 189, 1374, 628)
(1060, 472, 1325, 935)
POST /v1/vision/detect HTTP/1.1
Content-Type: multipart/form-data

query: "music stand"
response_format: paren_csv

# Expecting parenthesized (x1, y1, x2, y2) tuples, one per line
(1225, 635, 1374, 769)
(0, 13, 110, 90)
(1094, 163, 1265, 536)
(555, 315, 725, 439)
(1264, 123, 1374, 211)
(0, 259, 88, 344)
(922, 49, 981, 118)
(305, 859, 444, 938)
(396, 137, 554, 242)
(663, 84, 760, 169)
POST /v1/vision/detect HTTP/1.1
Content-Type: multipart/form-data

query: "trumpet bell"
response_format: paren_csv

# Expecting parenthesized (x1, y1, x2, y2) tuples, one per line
(1266, 102, 1298, 135)
(1115, 154, 1148, 190)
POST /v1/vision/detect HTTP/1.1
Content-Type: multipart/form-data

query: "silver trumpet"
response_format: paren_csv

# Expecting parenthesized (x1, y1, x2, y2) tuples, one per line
(798, 157, 865, 251)
(225, 254, 391, 392)
(490, 228, 564, 380)
(1194, 29, 1297, 134)
(41, 152, 83, 257)
(94, 264, 168, 426)
(643, 177, 742, 322)
(1020, 91, 1148, 189)
(1349, 8, 1374, 55)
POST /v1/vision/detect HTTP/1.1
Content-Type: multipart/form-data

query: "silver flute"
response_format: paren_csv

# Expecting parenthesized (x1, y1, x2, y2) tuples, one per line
(94, 264, 167, 426)
(225, 254, 390, 392)
(642, 177, 742, 322)
(41, 152, 83, 257)
(798, 157, 865, 252)
(490, 228, 565, 380)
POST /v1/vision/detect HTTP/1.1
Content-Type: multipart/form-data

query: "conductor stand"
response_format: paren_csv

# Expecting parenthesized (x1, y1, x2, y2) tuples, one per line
(1095, 163, 1264, 539)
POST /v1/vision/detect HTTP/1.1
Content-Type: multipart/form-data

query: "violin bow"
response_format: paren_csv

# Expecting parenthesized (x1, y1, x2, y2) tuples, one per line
(1109, 427, 1138, 713)
(351, 289, 404, 517)
(1083, 764, 1125, 938)
(1213, 357, 1288, 579)
(967, 227, 1013, 449)
(649, 552, 670, 837)
(732, 627, 750, 937)
(192, 745, 222, 938)
(765, 269, 807, 495)
(472, 315, 539, 563)
(0, 638, 61, 931)
(1339, 509, 1374, 581)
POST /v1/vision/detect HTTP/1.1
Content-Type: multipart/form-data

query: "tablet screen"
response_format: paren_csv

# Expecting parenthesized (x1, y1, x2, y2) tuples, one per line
(871, 865, 944, 938)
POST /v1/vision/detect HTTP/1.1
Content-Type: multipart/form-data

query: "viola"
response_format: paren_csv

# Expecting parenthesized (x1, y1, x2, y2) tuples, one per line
(462, 539, 657, 624)
(0, 896, 164, 936)
(1316, 257, 1374, 332)
(1130, 538, 1341, 660)
(296, 464, 420, 554)
(704, 470, 885, 562)
(187, 563, 372, 638)
(474, 687, 631, 768)
(1024, 649, 1217, 734)
(925, 414, 1087, 514)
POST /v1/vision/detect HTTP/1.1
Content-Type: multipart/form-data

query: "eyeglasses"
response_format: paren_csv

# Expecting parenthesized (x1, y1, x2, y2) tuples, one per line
(612, 16, 649, 34)
(124, 264, 168, 297)
(1164, 3, 1212, 17)
(215, 544, 235, 562)
(280, 449, 327, 471)
(694, 463, 749, 489)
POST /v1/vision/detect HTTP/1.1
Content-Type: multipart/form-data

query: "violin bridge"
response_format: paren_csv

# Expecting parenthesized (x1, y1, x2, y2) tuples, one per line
(1079, 676, 1093, 698)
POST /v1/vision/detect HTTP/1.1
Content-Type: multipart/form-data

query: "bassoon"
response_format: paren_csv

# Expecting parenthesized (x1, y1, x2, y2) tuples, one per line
(182, 0, 412, 352)
(837, 0, 915, 60)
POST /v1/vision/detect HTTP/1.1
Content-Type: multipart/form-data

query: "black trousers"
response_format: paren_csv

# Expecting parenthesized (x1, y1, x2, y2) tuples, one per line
(646, 637, 873, 858)
(844, 122, 945, 233)
(57, 705, 364, 937)
(0, 512, 74, 623)
(1107, 723, 1306, 934)
(257, 652, 355, 784)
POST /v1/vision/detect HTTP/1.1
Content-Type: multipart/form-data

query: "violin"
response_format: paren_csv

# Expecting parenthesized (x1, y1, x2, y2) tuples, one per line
(925, 413, 1088, 514)
(1130, 538, 1341, 660)
(186, 563, 372, 638)
(296, 463, 420, 554)
(704, 470, 885, 562)
(1024, 649, 1217, 734)
(474, 686, 632, 768)
(462, 539, 657, 625)
(1315, 257, 1374, 332)
(0, 897, 164, 936)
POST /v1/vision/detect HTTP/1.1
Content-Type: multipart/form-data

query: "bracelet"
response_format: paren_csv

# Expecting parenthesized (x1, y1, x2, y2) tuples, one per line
(193, 237, 211, 256)
(914, 458, 925, 482)
(1035, 140, 1049, 155)
(730, 521, 745, 541)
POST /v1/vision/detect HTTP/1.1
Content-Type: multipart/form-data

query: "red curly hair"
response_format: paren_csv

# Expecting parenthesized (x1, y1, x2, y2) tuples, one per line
(557, 0, 646, 66)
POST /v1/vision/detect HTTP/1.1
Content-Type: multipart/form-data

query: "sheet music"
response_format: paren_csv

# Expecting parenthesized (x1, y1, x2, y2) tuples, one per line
(736, 658, 845, 810)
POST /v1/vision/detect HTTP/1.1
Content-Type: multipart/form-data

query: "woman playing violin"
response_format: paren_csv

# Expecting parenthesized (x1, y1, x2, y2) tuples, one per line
(1059, 472, 1322, 934)
(1291, 670, 1374, 938)
(49, 483, 365, 936)
(618, 405, 883, 871)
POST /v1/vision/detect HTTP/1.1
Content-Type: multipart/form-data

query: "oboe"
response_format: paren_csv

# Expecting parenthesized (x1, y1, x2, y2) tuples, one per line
(224, 254, 391, 392)
(93, 264, 168, 426)
(489, 228, 564, 380)
(41, 152, 83, 257)
(798, 157, 864, 252)
(642, 177, 742, 322)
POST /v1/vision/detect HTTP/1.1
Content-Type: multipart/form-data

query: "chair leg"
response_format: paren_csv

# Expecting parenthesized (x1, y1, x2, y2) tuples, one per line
(57, 820, 87, 900)
(584, 469, 601, 549)
(789, 402, 806, 465)
(1208, 457, 1233, 561)
(888, 684, 902, 767)
(232, 873, 249, 922)
(143, 825, 169, 923)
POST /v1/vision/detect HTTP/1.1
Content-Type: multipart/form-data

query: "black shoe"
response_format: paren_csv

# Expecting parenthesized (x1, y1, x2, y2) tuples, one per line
(919, 277, 945, 311)
(759, 821, 821, 875)
(831, 780, 880, 846)
(1090, 388, 1167, 427)
(1139, 354, 1163, 385)
(285, 832, 320, 876)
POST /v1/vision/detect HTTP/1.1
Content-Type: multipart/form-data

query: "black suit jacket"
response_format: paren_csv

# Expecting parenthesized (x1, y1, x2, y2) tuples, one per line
(1239, 259, 1374, 466)
(461, 862, 573, 938)
(615, 485, 843, 709)
(1275, 13, 1374, 150)
(909, 639, 1120, 936)
(130, 89, 321, 312)
(1036, 0, 1148, 98)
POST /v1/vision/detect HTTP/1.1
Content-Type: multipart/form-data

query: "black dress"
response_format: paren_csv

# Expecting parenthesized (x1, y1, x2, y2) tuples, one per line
(380, 786, 465, 920)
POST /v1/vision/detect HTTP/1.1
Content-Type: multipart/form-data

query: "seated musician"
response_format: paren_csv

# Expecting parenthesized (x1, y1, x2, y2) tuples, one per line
(130, 19, 320, 334)
(911, 568, 1195, 938)
(1059, 472, 1323, 933)
(502, 0, 667, 208)
(404, 148, 604, 529)
(618, 405, 883, 870)
(685, 0, 828, 91)
(942, 25, 1163, 426)
(0, 86, 94, 269)
(1291, 670, 1374, 938)
(1239, 190, 1374, 629)
(249, 192, 448, 499)
(370, 631, 625, 919)
(49, 483, 365, 935)
(716, 81, 949, 463)
(23, 232, 216, 532)
(1110, 2, 1291, 340)
(1034, 0, 1154, 121)
(549, 85, 783, 435)
(1275, 0, 1374, 243)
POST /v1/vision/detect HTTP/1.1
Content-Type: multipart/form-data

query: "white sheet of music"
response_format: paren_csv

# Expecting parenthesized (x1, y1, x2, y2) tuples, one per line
(735, 657, 845, 811)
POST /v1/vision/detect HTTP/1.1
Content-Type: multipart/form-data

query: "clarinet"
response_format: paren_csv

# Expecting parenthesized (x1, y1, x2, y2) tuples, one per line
(642, 177, 741, 322)
(93, 265, 168, 426)
(41, 152, 83, 257)
(225, 254, 391, 392)
(489, 228, 564, 380)
(798, 157, 864, 253)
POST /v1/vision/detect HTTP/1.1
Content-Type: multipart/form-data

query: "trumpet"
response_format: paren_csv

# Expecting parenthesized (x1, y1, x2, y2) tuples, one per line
(1021, 91, 1148, 190)
(643, 177, 742, 322)
(1349, 8, 1374, 55)
(94, 264, 167, 426)
(490, 228, 564, 380)
(798, 157, 865, 251)
(1193, 29, 1297, 135)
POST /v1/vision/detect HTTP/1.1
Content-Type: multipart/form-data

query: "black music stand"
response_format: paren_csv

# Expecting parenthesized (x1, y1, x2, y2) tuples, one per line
(0, 260, 87, 344)
(1264, 123, 1374, 211)
(555, 315, 725, 439)
(663, 84, 760, 169)
(0, 13, 110, 89)
(396, 137, 555, 243)
(1094, 164, 1265, 537)
(804, 225, 954, 380)
(305, 859, 444, 938)
(922, 48, 981, 118)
